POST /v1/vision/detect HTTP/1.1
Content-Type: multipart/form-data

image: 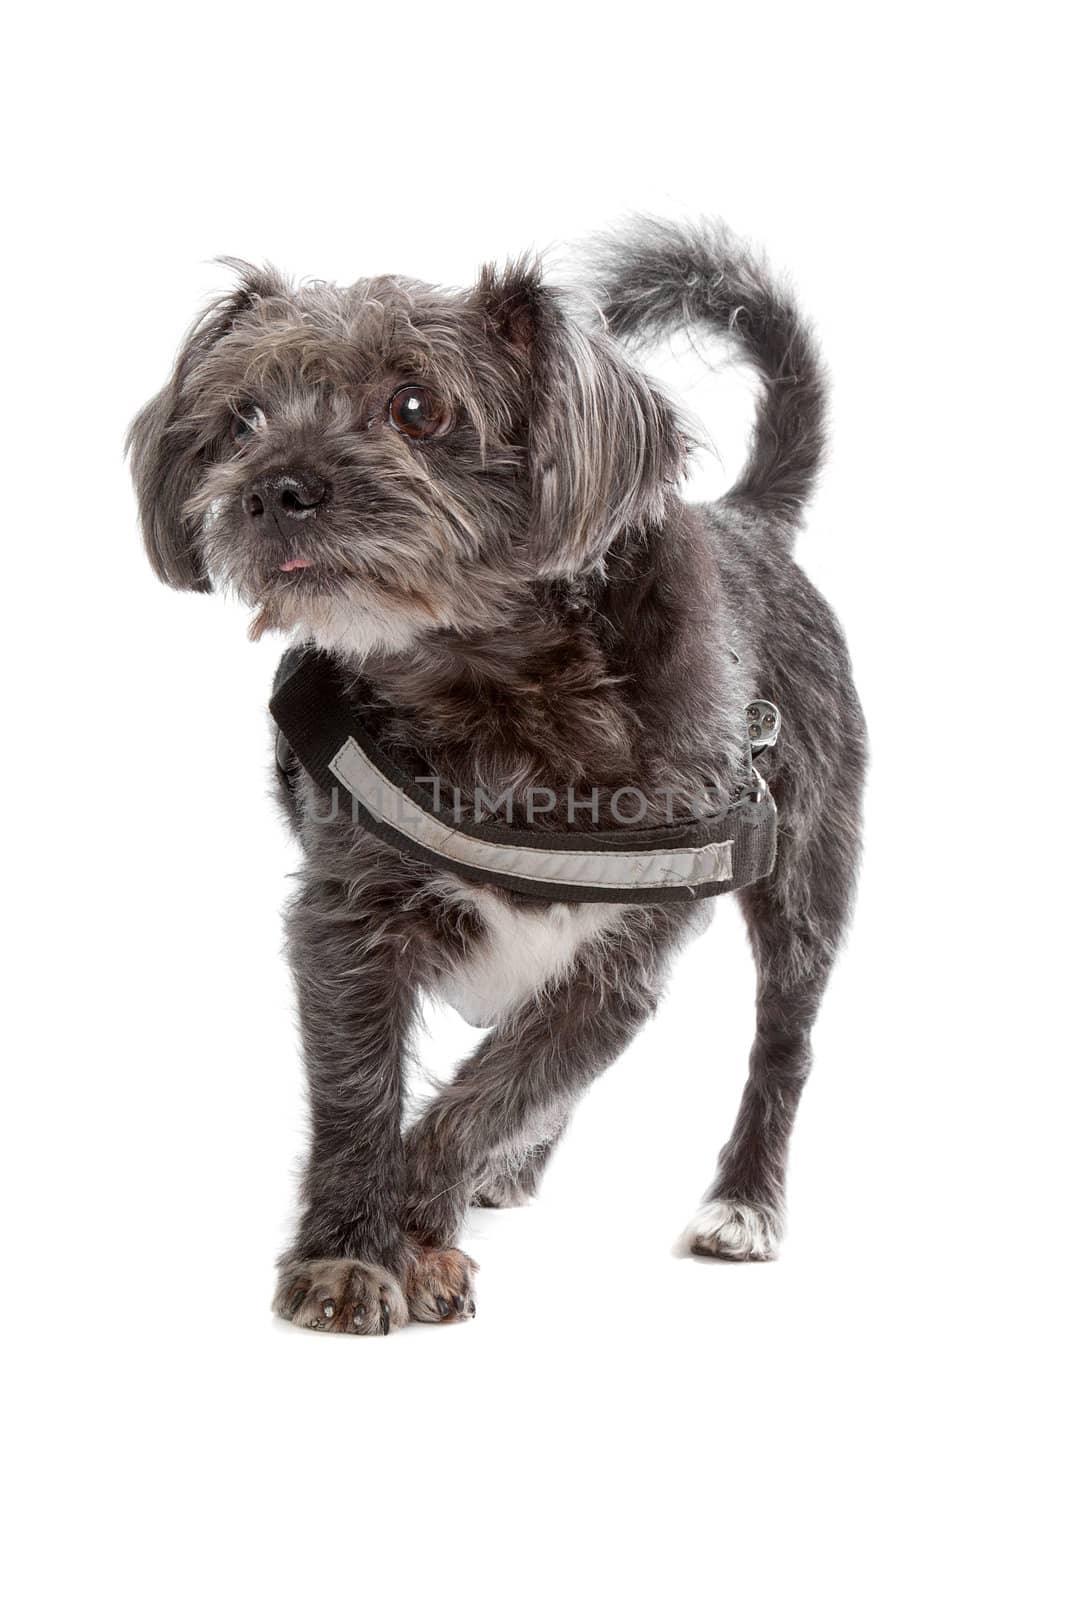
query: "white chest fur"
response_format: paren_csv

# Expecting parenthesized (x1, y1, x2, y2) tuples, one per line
(437, 886, 626, 1028)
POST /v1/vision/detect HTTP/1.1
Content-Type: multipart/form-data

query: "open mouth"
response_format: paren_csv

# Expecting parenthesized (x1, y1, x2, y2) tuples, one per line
(253, 554, 330, 598)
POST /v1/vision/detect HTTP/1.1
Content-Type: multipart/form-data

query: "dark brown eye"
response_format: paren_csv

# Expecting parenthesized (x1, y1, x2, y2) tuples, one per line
(387, 385, 450, 439)
(230, 403, 265, 444)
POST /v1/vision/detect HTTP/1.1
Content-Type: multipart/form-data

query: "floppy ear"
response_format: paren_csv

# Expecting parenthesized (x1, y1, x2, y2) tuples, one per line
(477, 261, 686, 575)
(126, 264, 282, 592)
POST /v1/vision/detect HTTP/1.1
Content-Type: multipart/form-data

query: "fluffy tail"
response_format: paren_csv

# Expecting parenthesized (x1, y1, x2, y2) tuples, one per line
(586, 217, 827, 527)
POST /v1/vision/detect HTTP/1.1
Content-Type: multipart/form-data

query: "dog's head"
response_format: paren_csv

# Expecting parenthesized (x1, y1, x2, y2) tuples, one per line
(128, 257, 685, 652)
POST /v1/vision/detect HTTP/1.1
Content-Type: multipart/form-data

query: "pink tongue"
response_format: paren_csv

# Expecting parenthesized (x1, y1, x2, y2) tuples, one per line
(279, 557, 314, 572)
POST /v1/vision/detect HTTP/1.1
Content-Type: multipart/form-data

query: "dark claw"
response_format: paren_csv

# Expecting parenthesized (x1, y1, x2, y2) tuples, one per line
(452, 1293, 465, 1314)
(435, 1295, 451, 1318)
(287, 1286, 307, 1317)
(381, 1297, 391, 1336)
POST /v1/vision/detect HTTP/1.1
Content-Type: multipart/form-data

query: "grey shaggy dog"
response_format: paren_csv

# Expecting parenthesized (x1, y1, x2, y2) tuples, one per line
(129, 218, 866, 1334)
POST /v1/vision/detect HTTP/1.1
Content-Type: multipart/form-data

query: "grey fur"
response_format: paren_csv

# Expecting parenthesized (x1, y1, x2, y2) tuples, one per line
(128, 216, 866, 1332)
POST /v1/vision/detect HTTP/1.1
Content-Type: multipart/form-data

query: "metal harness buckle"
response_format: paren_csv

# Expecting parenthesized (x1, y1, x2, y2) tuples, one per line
(746, 699, 781, 757)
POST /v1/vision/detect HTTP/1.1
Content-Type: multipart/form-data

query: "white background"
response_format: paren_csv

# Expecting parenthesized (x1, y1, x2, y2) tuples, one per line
(5, 5, 1063, 1596)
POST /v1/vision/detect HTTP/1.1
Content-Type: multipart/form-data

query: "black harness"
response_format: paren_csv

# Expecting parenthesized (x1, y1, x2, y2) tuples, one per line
(270, 648, 779, 906)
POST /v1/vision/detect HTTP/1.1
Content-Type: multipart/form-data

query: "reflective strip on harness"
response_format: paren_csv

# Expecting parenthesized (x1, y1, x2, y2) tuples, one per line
(327, 736, 735, 893)
(269, 646, 779, 905)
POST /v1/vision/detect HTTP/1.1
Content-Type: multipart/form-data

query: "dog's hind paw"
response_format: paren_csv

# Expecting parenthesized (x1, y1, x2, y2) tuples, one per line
(405, 1245, 478, 1323)
(676, 1200, 782, 1262)
(273, 1258, 409, 1335)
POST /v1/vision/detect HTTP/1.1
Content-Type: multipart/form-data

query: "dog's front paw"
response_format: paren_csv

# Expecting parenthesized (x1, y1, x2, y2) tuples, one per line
(405, 1245, 478, 1323)
(273, 1258, 409, 1335)
(472, 1172, 532, 1208)
(677, 1200, 781, 1262)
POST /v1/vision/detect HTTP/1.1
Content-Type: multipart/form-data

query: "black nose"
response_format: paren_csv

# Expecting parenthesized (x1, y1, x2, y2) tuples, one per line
(243, 470, 328, 520)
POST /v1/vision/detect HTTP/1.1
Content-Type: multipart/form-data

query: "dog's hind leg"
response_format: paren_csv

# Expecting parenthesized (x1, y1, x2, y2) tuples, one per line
(680, 766, 863, 1262)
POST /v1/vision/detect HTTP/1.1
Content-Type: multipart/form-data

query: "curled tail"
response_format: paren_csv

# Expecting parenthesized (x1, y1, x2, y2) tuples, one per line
(587, 216, 828, 528)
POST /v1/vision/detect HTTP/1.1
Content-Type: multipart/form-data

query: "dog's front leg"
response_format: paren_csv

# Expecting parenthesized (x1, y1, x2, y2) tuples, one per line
(273, 877, 420, 1335)
(401, 912, 679, 1281)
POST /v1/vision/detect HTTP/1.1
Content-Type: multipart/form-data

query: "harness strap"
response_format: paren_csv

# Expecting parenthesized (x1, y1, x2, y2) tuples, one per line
(269, 648, 778, 906)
